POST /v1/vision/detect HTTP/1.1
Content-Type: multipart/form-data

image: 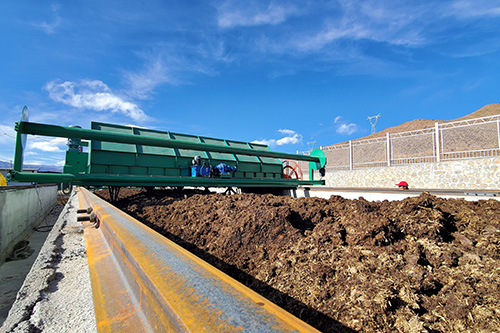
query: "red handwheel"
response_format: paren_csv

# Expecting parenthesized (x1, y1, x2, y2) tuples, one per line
(282, 160, 303, 180)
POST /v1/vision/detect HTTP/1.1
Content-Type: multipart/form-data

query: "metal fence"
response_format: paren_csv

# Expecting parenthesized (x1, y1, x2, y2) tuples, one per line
(315, 115, 500, 170)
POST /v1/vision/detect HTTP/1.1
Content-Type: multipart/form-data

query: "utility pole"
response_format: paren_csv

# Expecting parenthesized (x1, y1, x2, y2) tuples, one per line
(367, 113, 381, 134)
(307, 140, 316, 151)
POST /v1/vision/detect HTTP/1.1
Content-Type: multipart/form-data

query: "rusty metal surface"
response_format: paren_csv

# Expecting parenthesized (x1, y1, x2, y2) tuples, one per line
(78, 187, 318, 332)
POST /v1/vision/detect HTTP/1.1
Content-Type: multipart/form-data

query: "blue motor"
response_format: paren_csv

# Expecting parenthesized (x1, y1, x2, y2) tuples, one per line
(191, 156, 210, 177)
(210, 163, 237, 178)
(216, 163, 237, 174)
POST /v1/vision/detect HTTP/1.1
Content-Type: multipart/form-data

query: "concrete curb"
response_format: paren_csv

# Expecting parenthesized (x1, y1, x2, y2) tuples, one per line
(1, 190, 96, 332)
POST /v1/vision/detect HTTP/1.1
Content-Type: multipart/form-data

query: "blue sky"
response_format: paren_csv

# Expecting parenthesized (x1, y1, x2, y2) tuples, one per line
(1, 0, 500, 167)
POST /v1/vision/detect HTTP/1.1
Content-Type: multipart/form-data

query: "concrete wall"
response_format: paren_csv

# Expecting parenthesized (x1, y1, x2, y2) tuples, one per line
(325, 156, 500, 190)
(0, 185, 57, 264)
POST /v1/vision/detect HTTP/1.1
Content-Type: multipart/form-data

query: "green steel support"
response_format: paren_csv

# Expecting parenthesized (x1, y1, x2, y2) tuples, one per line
(18, 121, 321, 163)
(12, 129, 23, 172)
(10, 171, 325, 187)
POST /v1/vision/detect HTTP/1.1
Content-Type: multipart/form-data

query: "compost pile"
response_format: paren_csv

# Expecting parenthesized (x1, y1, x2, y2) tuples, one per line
(96, 188, 500, 332)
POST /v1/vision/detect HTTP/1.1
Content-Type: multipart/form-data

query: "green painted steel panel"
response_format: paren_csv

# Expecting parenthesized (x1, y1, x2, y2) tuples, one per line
(206, 151, 236, 161)
(135, 154, 176, 168)
(130, 166, 148, 175)
(90, 151, 136, 167)
(91, 165, 108, 174)
(237, 162, 261, 172)
(149, 167, 165, 176)
(63, 151, 88, 173)
(87, 121, 286, 180)
(199, 137, 225, 145)
(92, 123, 136, 153)
(248, 142, 270, 150)
(260, 156, 281, 164)
(264, 164, 283, 173)
(165, 168, 181, 177)
(169, 132, 200, 143)
(109, 165, 129, 174)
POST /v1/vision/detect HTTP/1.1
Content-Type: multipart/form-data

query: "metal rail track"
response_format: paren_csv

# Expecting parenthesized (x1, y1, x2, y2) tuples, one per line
(302, 186, 500, 197)
(77, 187, 318, 332)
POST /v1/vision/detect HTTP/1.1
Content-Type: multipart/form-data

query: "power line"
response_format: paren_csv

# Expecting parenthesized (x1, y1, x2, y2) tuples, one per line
(0, 132, 15, 139)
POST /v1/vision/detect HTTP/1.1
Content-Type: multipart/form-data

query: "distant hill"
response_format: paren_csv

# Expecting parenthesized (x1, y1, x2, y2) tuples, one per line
(326, 103, 500, 146)
(0, 160, 62, 172)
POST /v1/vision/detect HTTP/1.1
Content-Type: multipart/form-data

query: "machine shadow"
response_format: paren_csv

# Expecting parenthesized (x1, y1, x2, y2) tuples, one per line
(142, 222, 357, 333)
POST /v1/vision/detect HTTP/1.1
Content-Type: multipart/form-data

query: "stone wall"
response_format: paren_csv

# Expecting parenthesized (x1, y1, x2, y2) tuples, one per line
(325, 157, 500, 190)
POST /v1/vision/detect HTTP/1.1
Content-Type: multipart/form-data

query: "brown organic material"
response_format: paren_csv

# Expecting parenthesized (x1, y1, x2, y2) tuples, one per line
(96, 188, 500, 332)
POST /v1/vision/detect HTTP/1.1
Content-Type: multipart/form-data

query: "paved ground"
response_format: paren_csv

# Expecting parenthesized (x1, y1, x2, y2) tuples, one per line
(0, 208, 58, 325)
(0, 190, 96, 332)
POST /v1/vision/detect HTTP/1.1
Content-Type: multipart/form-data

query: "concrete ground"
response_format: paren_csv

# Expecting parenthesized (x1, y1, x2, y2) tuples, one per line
(0, 190, 96, 332)
(0, 205, 60, 325)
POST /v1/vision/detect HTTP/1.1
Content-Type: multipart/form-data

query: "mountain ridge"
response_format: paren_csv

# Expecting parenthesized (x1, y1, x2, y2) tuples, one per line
(326, 103, 500, 147)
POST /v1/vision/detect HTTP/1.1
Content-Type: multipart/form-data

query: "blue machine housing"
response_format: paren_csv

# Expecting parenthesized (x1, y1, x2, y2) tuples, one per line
(191, 165, 210, 177)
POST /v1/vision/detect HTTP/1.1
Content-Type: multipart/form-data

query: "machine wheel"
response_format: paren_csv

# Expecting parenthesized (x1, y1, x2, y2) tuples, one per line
(282, 160, 303, 180)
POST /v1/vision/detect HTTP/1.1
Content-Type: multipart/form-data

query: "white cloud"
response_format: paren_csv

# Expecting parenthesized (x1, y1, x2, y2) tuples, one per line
(218, 2, 298, 28)
(334, 116, 360, 135)
(29, 137, 67, 152)
(253, 128, 302, 147)
(278, 128, 296, 136)
(45, 80, 148, 121)
(336, 123, 359, 135)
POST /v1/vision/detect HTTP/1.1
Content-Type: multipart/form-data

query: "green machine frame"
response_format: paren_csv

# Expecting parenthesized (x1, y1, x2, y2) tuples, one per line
(9, 107, 326, 188)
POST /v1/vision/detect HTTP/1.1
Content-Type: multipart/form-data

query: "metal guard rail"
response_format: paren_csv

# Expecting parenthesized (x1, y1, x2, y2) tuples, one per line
(78, 187, 318, 332)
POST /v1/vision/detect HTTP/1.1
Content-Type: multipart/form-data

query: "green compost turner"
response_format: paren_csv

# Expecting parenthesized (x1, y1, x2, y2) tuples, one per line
(9, 106, 326, 189)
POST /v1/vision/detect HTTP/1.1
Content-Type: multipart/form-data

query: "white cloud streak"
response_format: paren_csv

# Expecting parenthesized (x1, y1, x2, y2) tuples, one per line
(123, 56, 175, 99)
(252, 128, 302, 147)
(217, 2, 298, 28)
(31, 4, 62, 34)
(286, 1, 429, 54)
(254, 1, 500, 57)
(45, 80, 148, 121)
(446, 0, 500, 18)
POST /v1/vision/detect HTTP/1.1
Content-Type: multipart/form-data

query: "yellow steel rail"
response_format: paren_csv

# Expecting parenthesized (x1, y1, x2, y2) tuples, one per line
(78, 187, 319, 332)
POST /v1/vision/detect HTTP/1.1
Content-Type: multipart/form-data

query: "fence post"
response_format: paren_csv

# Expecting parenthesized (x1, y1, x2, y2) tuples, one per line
(386, 132, 391, 167)
(435, 122, 441, 162)
(349, 140, 353, 170)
